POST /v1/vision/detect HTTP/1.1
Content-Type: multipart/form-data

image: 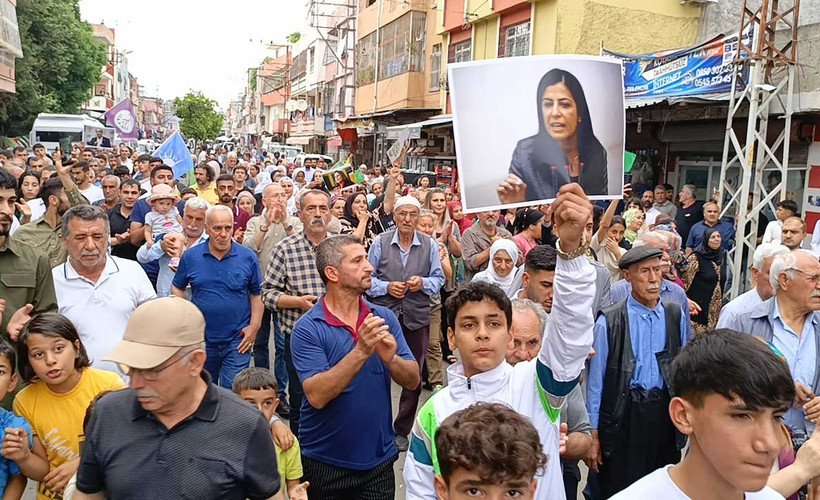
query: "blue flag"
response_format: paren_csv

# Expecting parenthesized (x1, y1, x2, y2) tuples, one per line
(154, 132, 193, 181)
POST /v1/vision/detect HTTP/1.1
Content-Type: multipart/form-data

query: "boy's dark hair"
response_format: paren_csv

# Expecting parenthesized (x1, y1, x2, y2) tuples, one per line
(113, 166, 131, 177)
(446, 281, 512, 332)
(663, 183, 674, 191)
(0, 338, 16, 374)
(179, 187, 197, 197)
(524, 244, 557, 274)
(73, 161, 90, 172)
(17, 313, 91, 382)
(436, 402, 546, 484)
(671, 329, 795, 411)
(136, 154, 152, 163)
(778, 199, 799, 216)
(232, 367, 278, 395)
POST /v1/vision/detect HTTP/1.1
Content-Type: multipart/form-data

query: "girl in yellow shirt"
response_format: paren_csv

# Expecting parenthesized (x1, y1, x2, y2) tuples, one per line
(6, 313, 124, 500)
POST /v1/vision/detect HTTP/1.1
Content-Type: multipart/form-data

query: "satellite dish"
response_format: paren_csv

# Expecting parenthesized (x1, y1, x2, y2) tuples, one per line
(286, 100, 298, 112)
(296, 99, 308, 111)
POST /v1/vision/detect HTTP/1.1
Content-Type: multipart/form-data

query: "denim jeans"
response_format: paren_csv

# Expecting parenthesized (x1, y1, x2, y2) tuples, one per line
(254, 309, 272, 369)
(205, 337, 251, 388)
(284, 332, 303, 435)
(255, 309, 290, 399)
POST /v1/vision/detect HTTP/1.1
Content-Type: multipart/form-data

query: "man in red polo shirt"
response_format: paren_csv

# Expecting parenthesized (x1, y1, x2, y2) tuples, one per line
(291, 235, 419, 499)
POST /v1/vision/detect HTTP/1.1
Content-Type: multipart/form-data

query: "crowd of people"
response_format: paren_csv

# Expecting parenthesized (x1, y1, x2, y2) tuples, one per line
(0, 139, 819, 500)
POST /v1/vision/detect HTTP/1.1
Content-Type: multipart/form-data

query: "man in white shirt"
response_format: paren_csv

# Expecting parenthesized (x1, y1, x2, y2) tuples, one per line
(71, 161, 104, 204)
(716, 243, 789, 329)
(642, 189, 662, 225)
(612, 329, 792, 500)
(762, 200, 798, 245)
(53, 205, 156, 375)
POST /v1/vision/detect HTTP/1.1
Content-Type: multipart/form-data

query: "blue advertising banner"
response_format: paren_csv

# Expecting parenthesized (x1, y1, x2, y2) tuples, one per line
(603, 27, 755, 99)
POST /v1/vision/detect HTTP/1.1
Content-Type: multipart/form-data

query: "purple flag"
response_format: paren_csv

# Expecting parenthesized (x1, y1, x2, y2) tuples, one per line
(104, 99, 139, 141)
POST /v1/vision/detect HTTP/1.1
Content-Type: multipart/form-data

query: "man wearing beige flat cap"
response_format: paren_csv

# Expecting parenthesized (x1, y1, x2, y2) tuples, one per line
(73, 297, 282, 500)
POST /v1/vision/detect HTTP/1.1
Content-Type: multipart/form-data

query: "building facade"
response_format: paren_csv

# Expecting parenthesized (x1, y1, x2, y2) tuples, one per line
(0, 0, 22, 94)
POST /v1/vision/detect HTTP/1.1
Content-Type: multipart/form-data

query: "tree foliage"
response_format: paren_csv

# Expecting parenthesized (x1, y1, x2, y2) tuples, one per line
(173, 92, 223, 141)
(286, 32, 301, 44)
(0, 0, 107, 136)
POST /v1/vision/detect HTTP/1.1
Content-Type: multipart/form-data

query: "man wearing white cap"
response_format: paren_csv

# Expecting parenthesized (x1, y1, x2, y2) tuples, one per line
(366, 195, 445, 452)
(74, 297, 281, 499)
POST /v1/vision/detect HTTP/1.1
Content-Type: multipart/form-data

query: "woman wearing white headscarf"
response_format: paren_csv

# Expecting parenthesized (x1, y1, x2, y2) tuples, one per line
(254, 171, 273, 195)
(471, 238, 520, 295)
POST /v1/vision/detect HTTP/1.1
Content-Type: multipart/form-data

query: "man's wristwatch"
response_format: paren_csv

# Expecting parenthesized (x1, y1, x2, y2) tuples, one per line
(556, 235, 589, 260)
(259, 225, 269, 232)
(284, 224, 293, 232)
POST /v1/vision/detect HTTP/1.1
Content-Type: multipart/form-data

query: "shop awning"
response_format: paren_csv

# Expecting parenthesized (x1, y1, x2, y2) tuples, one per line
(286, 136, 312, 145)
(326, 136, 342, 148)
(624, 93, 732, 109)
(336, 110, 396, 130)
(386, 116, 453, 139)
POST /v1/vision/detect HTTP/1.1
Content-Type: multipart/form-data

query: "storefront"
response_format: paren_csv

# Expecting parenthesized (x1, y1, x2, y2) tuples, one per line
(385, 116, 457, 188)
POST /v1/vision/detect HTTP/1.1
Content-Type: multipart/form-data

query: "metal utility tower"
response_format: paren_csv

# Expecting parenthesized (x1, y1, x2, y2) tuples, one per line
(718, 0, 800, 299)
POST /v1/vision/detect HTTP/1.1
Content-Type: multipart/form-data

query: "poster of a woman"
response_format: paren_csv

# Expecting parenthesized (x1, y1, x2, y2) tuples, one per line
(448, 55, 625, 212)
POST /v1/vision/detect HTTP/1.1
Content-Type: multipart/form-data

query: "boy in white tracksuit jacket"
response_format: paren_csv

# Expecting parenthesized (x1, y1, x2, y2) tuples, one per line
(403, 244, 595, 500)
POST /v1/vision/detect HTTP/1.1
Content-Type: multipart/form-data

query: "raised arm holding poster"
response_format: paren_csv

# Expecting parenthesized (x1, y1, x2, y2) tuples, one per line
(448, 55, 626, 212)
(387, 127, 411, 167)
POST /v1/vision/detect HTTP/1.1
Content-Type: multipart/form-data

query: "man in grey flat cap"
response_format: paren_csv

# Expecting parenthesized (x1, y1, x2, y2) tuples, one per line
(584, 246, 690, 498)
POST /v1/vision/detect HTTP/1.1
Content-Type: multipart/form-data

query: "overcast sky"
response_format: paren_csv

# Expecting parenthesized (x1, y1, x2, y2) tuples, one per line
(78, 0, 308, 109)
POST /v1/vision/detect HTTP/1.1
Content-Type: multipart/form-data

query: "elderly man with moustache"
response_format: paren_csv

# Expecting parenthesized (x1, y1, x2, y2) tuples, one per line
(52, 205, 156, 376)
(73, 298, 281, 499)
(587, 246, 689, 498)
(727, 249, 820, 437)
(262, 189, 333, 434)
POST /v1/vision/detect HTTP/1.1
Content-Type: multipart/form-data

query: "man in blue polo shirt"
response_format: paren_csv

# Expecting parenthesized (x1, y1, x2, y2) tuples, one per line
(291, 235, 419, 499)
(171, 204, 263, 388)
(685, 201, 735, 254)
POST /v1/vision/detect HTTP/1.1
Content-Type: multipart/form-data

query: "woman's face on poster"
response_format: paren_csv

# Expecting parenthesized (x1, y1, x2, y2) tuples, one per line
(542, 82, 579, 142)
(334, 172, 345, 184)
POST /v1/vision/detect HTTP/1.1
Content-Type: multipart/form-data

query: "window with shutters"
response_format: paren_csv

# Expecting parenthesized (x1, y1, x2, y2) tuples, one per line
(448, 40, 471, 63)
(429, 44, 441, 91)
(499, 21, 530, 58)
